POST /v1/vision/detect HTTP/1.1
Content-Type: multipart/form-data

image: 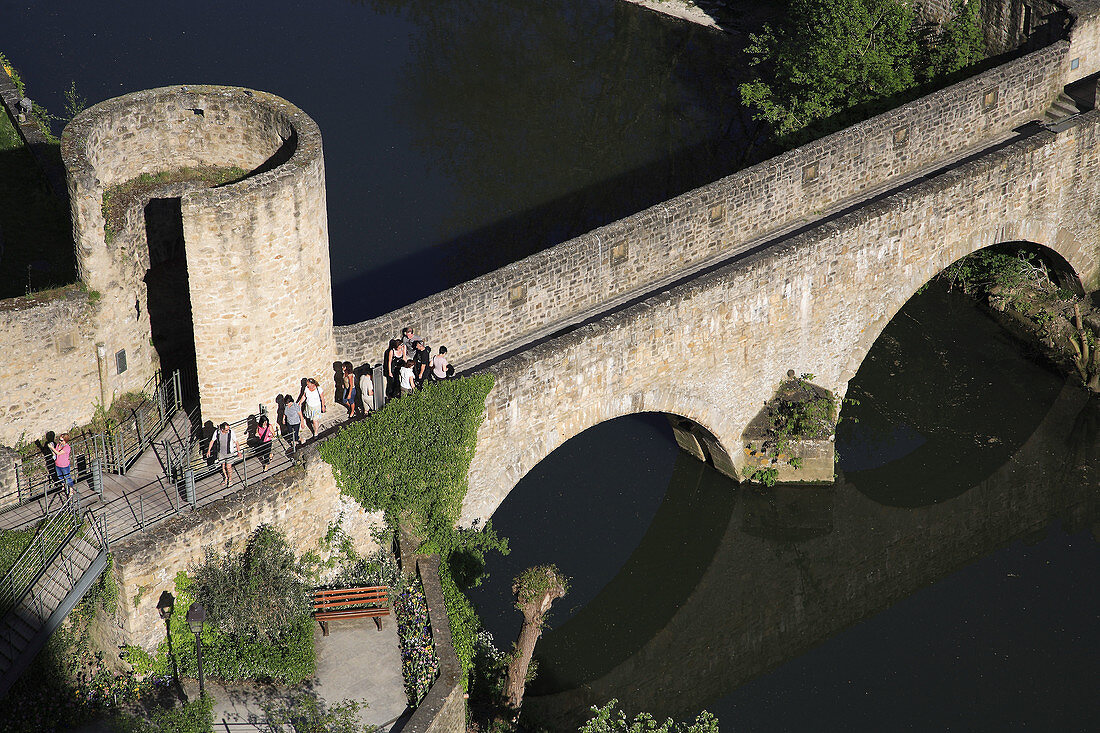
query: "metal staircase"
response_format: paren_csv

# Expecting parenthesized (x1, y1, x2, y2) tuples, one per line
(0, 497, 109, 699)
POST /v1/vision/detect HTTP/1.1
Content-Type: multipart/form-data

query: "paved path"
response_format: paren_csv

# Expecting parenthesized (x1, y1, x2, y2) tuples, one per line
(177, 619, 408, 731)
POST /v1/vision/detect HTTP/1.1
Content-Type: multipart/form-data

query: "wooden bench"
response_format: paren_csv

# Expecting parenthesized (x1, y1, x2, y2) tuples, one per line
(312, 586, 390, 636)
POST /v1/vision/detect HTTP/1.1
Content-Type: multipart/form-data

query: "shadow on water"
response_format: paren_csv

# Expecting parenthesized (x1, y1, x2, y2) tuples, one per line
(476, 279, 1100, 730)
(836, 279, 1066, 507)
(527, 455, 736, 695)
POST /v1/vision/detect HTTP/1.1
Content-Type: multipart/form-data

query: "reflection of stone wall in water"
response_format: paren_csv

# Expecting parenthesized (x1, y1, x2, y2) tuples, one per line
(524, 386, 1099, 727)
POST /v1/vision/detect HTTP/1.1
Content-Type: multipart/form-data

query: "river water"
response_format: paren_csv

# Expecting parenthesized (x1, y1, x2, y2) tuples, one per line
(2, 0, 752, 323)
(469, 280, 1100, 731)
(5, 2, 1098, 730)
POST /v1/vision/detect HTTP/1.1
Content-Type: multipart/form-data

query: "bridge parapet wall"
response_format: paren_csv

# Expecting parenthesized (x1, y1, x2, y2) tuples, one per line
(462, 109, 1100, 522)
(337, 38, 1074, 370)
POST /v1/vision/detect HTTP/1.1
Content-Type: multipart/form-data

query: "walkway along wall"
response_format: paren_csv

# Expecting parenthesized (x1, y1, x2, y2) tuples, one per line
(335, 6, 1100, 370)
(110, 442, 382, 652)
(459, 106, 1100, 523)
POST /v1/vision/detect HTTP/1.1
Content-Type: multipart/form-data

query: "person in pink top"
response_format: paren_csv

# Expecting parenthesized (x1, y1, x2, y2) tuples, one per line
(50, 433, 75, 491)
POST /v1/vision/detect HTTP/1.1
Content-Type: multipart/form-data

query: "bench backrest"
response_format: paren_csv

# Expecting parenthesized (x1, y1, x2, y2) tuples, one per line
(313, 585, 389, 611)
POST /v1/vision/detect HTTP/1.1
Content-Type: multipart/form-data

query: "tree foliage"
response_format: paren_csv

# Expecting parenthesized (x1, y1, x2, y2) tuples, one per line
(191, 525, 311, 643)
(741, 0, 985, 139)
(580, 700, 720, 733)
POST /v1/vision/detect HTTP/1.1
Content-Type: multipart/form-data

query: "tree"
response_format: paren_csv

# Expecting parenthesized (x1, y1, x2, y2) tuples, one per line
(503, 565, 569, 711)
(740, 0, 919, 138)
(921, 0, 986, 81)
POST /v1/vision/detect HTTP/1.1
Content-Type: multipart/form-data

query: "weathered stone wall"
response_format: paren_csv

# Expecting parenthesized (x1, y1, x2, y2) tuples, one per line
(110, 442, 382, 652)
(982, 0, 1068, 54)
(402, 555, 466, 733)
(335, 34, 1077, 370)
(461, 108, 1100, 523)
(0, 287, 102, 447)
(60, 85, 334, 424)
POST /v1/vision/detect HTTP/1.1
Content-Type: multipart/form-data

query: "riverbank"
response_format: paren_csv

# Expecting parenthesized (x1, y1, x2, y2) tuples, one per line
(619, 0, 768, 33)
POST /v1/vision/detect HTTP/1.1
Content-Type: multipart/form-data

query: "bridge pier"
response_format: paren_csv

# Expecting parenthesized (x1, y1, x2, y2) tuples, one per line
(667, 416, 740, 480)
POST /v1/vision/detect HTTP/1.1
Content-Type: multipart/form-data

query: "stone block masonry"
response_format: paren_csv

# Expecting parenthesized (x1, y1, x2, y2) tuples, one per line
(110, 440, 383, 652)
(61, 85, 334, 426)
(335, 28, 1084, 371)
(461, 108, 1100, 523)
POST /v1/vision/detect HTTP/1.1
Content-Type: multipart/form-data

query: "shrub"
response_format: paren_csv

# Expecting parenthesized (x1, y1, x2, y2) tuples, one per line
(580, 700, 720, 733)
(191, 525, 310, 643)
(128, 567, 315, 684)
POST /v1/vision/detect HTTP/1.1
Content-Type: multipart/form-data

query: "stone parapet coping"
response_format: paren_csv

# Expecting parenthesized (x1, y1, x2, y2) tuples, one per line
(403, 554, 466, 733)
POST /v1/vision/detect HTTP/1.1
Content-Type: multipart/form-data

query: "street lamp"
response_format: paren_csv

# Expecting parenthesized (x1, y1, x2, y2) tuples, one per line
(186, 602, 206, 698)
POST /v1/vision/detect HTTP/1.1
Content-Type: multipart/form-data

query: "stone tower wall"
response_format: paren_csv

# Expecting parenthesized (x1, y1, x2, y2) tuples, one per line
(61, 86, 334, 423)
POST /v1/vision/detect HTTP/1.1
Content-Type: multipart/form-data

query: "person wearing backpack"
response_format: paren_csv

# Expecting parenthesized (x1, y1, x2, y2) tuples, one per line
(206, 422, 241, 489)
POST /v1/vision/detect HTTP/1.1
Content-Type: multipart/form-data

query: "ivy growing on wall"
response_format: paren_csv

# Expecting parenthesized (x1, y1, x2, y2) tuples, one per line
(318, 374, 508, 676)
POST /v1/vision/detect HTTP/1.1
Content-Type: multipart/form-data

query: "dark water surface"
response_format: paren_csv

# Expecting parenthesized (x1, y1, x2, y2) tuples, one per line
(470, 281, 1100, 731)
(2, 0, 751, 323)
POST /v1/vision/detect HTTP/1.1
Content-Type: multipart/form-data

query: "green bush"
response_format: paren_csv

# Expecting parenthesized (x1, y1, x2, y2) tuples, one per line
(580, 700, 720, 733)
(128, 569, 315, 684)
(191, 525, 310, 643)
(319, 375, 494, 534)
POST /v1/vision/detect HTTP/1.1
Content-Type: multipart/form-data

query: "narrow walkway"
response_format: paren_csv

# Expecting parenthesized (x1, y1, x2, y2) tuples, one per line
(0, 410, 318, 544)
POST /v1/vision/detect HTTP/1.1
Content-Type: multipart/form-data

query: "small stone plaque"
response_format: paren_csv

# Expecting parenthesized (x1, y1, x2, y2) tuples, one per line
(610, 241, 629, 265)
(708, 204, 726, 224)
(893, 125, 909, 147)
(508, 283, 528, 307)
(982, 88, 999, 110)
(802, 162, 819, 184)
(116, 349, 127, 375)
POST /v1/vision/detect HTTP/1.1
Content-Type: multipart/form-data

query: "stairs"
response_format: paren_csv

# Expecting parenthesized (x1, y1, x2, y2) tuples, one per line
(0, 521, 108, 698)
(1043, 91, 1081, 125)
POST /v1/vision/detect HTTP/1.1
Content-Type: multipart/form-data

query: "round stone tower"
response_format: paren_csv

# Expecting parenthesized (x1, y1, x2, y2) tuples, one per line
(62, 85, 335, 422)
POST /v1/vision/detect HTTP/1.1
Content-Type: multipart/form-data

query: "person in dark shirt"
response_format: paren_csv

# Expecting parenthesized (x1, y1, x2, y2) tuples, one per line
(413, 340, 432, 387)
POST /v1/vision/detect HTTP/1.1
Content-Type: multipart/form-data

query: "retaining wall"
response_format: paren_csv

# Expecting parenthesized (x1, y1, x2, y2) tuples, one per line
(110, 441, 382, 652)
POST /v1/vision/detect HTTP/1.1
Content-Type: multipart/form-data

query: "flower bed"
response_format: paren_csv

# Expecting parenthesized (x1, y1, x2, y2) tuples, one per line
(394, 577, 440, 707)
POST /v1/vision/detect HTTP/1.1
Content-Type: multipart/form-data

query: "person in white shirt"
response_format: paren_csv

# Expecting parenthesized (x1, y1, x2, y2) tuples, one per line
(399, 360, 416, 397)
(297, 378, 326, 440)
(431, 346, 450, 380)
(206, 422, 241, 488)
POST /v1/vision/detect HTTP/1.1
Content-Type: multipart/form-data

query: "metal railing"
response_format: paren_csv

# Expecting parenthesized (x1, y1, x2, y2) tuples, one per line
(1, 371, 182, 514)
(0, 495, 81, 619)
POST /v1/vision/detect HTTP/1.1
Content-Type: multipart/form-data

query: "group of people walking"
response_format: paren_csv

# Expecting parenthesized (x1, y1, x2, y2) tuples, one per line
(204, 326, 454, 488)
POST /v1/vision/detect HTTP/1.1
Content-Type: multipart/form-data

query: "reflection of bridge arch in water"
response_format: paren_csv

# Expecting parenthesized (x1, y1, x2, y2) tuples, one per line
(521, 383, 1099, 729)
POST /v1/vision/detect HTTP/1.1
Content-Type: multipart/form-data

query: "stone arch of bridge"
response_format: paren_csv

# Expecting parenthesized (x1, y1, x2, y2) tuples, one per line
(462, 388, 739, 524)
(837, 223, 1094, 402)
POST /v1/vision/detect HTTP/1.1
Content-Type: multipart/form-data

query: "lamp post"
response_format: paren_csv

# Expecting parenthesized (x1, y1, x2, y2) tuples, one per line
(186, 602, 206, 698)
(157, 592, 185, 700)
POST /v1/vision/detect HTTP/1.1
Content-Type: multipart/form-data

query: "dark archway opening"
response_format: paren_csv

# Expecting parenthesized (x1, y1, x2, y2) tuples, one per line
(143, 197, 199, 412)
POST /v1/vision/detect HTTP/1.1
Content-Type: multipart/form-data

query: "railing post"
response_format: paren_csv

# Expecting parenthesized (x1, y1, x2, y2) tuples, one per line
(101, 513, 109, 552)
(134, 410, 145, 449)
(15, 468, 22, 505)
(139, 495, 144, 530)
(91, 457, 103, 498)
(241, 449, 248, 488)
(114, 433, 125, 475)
(185, 469, 196, 509)
(173, 369, 182, 412)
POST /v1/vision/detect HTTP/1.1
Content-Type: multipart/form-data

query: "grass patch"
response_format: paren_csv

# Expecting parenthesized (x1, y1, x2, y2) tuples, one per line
(0, 525, 38, 577)
(102, 166, 247, 244)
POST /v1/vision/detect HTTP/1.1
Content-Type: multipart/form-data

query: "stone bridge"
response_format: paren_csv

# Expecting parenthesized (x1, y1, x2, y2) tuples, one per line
(335, 4, 1100, 523)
